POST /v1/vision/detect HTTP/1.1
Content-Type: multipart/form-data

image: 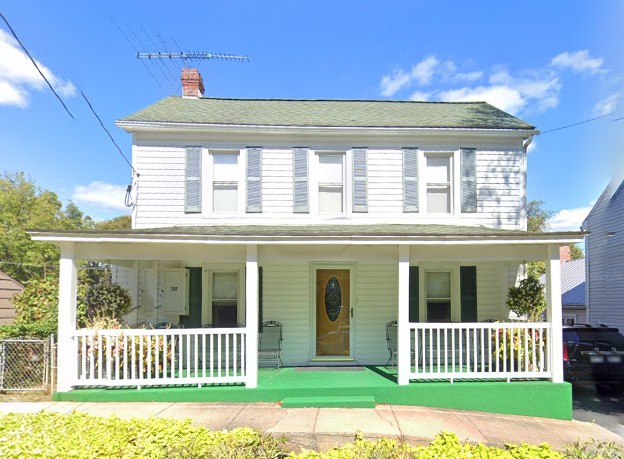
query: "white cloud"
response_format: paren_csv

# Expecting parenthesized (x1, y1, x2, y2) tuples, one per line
(379, 56, 561, 115)
(409, 91, 431, 101)
(549, 205, 594, 232)
(439, 85, 527, 114)
(411, 56, 438, 85)
(380, 69, 411, 97)
(593, 93, 619, 116)
(0, 28, 76, 108)
(73, 182, 128, 211)
(551, 50, 604, 74)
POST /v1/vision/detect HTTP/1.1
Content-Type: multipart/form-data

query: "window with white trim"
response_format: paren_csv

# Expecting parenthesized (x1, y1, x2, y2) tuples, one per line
(426, 271, 452, 322)
(318, 154, 345, 214)
(212, 152, 239, 212)
(425, 154, 452, 214)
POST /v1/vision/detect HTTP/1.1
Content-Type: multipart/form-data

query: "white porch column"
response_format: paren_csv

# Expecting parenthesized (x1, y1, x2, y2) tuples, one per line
(57, 242, 78, 392)
(245, 244, 259, 388)
(397, 245, 410, 385)
(546, 244, 564, 383)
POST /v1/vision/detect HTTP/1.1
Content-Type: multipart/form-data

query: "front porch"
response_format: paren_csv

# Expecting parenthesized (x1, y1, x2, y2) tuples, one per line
(52, 365, 572, 420)
(71, 321, 554, 389)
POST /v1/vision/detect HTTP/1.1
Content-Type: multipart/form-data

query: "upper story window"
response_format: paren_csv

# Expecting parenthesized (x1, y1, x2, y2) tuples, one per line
(403, 148, 477, 216)
(212, 152, 240, 212)
(318, 154, 345, 214)
(425, 154, 452, 214)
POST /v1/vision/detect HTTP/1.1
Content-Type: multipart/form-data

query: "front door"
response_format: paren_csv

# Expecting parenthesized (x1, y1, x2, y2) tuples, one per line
(316, 269, 350, 356)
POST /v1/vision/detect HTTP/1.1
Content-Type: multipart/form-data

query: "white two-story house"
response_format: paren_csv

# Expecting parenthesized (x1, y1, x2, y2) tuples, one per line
(31, 68, 583, 418)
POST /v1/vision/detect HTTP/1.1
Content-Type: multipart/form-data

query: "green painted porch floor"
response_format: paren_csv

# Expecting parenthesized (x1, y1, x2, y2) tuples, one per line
(53, 366, 573, 420)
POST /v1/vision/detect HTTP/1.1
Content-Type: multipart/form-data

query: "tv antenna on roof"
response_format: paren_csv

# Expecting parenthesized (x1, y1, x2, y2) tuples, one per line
(137, 51, 249, 64)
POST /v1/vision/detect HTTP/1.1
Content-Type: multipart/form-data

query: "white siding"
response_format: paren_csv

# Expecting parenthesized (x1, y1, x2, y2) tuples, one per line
(475, 262, 502, 321)
(262, 149, 294, 213)
(132, 142, 525, 230)
(262, 263, 310, 365)
(367, 150, 404, 213)
(355, 264, 398, 364)
(585, 182, 624, 330)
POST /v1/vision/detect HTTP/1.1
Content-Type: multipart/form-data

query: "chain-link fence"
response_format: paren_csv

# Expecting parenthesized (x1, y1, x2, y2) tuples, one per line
(0, 337, 54, 391)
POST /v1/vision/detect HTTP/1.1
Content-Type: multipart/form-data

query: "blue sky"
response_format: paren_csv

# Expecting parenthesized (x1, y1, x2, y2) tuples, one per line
(1, 1, 622, 229)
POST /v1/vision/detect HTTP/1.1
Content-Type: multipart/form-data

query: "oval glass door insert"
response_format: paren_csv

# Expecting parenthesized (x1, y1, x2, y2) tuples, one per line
(324, 276, 342, 321)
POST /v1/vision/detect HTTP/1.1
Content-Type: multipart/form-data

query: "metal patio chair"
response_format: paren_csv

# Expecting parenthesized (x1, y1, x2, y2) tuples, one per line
(258, 320, 283, 368)
(386, 320, 415, 366)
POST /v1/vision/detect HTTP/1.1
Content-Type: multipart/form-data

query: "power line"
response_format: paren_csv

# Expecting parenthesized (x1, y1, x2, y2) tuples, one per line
(540, 112, 614, 135)
(80, 91, 137, 176)
(0, 10, 74, 119)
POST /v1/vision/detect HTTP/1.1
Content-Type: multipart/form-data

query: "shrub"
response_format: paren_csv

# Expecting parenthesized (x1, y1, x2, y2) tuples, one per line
(506, 276, 546, 322)
(0, 321, 56, 339)
(84, 273, 132, 321)
(0, 412, 284, 459)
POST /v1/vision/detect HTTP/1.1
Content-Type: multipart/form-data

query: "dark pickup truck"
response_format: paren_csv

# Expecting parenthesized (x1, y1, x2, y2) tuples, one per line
(563, 325, 624, 390)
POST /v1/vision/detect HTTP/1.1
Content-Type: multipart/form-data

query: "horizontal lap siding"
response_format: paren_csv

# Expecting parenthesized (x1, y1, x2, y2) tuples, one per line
(134, 146, 202, 227)
(368, 150, 403, 213)
(355, 264, 398, 364)
(263, 149, 294, 212)
(475, 263, 502, 321)
(474, 151, 522, 229)
(586, 186, 624, 330)
(263, 264, 310, 365)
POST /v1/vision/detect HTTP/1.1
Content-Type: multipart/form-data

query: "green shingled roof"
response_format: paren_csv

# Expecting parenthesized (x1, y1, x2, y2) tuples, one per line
(118, 97, 535, 130)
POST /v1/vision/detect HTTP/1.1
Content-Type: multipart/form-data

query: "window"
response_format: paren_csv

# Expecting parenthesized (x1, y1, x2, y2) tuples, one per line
(426, 271, 452, 322)
(318, 154, 344, 213)
(212, 272, 238, 327)
(425, 154, 451, 213)
(212, 152, 239, 212)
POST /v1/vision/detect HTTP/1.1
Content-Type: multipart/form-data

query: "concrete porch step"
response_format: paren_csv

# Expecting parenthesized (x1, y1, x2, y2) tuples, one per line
(281, 395, 375, 408)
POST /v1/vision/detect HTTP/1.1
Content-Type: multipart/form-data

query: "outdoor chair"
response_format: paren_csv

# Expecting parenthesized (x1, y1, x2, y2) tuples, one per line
(386, 320, 416, 366)
(153, 321, 177, 329)
(258, 320, 283, 368)
(131, 321, 152, 329)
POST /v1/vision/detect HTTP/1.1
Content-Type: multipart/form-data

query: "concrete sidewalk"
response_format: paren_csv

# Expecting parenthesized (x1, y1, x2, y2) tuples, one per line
(0, 401, 621, 452)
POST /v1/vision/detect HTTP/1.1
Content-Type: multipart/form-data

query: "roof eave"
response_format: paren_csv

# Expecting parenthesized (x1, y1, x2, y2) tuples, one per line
(28, 230, 584, 246)
(115, 120, 538, 138)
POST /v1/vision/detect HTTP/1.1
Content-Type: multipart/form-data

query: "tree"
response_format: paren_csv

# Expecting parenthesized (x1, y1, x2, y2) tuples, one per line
(568, 244, 584, 259)
(506, 277, 546, 322)
(94, 215, 131, 230)
(84, 271, 132, 321)
(527, 200, 555, 232)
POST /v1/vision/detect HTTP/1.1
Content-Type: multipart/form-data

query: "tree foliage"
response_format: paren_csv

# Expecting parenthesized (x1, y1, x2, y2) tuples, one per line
(94, 214, 132, 230)
(84, 271, 132, 321)
(527, 199, 555, 232)
(506, 276, 546, 322)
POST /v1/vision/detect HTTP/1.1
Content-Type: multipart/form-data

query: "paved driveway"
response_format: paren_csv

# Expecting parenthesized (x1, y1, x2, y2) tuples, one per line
(572, 385, 624, 438)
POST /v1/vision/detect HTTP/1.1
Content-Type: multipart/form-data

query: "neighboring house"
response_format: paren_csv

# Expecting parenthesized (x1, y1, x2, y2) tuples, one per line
(582, 178, 624, 331)
(540, 257, 586, 325)
(0, 271, 23, 325)
(30, 68, 583, 417)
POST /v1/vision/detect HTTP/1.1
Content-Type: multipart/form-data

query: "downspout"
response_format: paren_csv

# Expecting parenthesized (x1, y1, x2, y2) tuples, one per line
(520, 135, 534, 231)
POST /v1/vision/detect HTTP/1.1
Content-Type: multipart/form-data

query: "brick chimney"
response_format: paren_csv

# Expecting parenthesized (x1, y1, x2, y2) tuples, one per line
(181, 68, 204, 98)
(559, 245, 572, 264)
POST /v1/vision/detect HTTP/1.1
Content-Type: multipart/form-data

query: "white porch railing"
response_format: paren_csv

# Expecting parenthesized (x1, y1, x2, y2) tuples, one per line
(409, 323, 552, 382)
(73, 328, 247, 388)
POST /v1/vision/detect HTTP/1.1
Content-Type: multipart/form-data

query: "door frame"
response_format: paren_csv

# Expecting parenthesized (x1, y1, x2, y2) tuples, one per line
(309, 263, 356, 362)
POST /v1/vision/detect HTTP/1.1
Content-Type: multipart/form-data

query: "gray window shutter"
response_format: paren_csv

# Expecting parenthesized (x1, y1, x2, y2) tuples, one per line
(246, 147, 262, 213)
(293, 147, 309, 213)
(461, 148, 477, 213)
(185, 146, 202, 213)
(403, 148, 419, 212)
(352, 147, 368, 212)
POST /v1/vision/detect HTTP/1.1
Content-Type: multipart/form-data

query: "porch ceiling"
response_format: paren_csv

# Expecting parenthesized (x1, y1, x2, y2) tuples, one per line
(29, 224, 585, 246)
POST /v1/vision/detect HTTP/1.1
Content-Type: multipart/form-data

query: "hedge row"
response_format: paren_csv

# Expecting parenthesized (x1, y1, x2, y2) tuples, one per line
(0, 411, 621, 458)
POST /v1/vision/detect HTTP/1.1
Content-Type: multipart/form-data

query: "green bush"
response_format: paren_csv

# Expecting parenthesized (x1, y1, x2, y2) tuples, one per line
(292, 432, 563, 458)
(0, 412, 284, 459)
(0, 321, 56, 339)
(506, 276, 546, 322)
(1, 412, 618, 459)
(84, 274, 132, 321)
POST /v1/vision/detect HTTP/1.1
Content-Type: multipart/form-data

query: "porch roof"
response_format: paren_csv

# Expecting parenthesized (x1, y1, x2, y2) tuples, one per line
(29, 224, 584, 245)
